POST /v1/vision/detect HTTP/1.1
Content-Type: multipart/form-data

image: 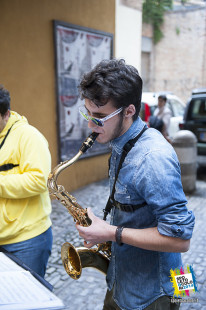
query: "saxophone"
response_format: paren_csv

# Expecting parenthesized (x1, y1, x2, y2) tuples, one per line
(48, 132, 111, 280)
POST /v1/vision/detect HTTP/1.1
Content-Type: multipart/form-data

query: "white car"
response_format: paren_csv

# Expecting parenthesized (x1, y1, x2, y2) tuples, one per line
(140, 92, 186, 138)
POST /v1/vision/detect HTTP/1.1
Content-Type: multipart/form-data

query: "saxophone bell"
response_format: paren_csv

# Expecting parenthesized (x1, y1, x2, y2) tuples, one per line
(61, 242, 110, 280)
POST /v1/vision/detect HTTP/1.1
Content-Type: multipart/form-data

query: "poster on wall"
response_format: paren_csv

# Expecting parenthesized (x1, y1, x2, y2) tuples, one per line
(53, 20, 113, 161)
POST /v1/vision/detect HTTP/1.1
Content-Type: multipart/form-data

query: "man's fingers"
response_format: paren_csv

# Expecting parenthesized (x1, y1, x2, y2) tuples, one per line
(83, 240, 95, 248)
(86, 207, 95, 219)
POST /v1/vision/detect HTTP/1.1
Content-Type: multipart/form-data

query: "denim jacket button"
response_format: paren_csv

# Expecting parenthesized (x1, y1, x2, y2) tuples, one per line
(171, 224, 184, 236)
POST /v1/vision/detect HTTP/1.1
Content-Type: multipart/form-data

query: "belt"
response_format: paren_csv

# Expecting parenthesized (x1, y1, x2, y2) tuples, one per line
(113, 199, 147, 212)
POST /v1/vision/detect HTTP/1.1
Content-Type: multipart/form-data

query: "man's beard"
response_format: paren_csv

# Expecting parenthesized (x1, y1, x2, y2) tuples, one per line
(109, 113, 124, 141)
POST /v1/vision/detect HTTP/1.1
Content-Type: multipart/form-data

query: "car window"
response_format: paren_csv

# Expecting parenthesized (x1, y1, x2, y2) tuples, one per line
(189, 99, 206, 120)
(168, 99, 185, 117)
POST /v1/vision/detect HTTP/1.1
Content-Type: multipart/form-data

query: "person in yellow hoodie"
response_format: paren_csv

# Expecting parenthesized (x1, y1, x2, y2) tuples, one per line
(0, 85, 52, 278)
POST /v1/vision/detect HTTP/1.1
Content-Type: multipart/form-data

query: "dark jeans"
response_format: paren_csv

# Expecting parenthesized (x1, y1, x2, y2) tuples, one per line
(103, 288, 180, 310)
(0, 227, 53, 278)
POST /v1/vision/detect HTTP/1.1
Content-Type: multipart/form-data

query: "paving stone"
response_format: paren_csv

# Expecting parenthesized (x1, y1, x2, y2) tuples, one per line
(45, 178, 206, 310)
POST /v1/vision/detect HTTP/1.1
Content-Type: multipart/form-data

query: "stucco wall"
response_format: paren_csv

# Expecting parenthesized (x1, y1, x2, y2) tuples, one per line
(0, 0, 115, 191)
(115, 0, 142, 71)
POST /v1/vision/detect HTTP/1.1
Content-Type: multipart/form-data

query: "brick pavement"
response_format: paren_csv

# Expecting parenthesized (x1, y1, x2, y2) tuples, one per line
(45, 177, 206, 310)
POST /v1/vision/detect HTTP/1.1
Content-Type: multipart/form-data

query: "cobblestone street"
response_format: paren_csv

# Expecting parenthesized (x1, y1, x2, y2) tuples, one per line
(45, 179, 109, 310)
(45, 170, 206, 310)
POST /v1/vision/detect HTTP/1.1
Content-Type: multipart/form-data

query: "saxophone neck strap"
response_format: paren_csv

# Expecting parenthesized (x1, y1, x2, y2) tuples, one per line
(103, 125, 148, 220)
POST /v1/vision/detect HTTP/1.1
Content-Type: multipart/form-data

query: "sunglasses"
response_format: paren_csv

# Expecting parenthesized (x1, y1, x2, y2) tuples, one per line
(79, 106, 123, 127)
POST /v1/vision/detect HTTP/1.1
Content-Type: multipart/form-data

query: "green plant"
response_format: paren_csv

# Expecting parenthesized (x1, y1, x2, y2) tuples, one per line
(176, 26, 180, 35)
(142, 0, 173, 44)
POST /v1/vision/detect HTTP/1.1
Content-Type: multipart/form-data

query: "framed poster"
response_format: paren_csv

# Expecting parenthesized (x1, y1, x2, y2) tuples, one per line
(53, 20, 113, 161)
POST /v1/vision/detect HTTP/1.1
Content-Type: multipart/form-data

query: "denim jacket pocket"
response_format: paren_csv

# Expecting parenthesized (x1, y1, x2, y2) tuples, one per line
(114, 179, 131, 204)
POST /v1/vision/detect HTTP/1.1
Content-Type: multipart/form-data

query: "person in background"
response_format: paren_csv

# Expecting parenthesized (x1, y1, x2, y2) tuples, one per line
(76, 59, 195, 310)
(0, 85, 52, 278)
(153, 94, 172, 141)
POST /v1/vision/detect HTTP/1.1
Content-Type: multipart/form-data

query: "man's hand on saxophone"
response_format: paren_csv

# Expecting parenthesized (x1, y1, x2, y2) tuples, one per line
(76, 208, 116, 248)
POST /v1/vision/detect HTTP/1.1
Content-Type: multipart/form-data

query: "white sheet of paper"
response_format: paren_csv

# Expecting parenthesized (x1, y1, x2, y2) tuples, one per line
(0, 253, 64, 310)
(0, 252, 23, 272)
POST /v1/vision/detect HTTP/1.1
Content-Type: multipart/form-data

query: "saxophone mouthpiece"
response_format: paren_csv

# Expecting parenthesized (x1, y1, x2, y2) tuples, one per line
(90, 132, 99, 139)
(80, 132, 99, 154)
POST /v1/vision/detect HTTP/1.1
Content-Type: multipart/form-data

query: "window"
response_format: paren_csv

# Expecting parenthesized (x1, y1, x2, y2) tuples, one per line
(168, 99, 185, 117)
(190, 99, 206, 120)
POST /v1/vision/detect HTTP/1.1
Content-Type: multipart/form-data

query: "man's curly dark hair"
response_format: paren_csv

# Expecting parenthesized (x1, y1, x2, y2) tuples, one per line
(0, 85, 10, 116)
(79, 59, 142, 120)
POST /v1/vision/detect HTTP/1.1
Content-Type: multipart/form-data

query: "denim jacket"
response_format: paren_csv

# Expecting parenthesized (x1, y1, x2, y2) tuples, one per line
(106, 117, 195, 310)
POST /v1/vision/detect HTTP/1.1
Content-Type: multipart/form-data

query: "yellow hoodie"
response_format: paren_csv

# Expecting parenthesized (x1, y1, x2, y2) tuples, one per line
(0, 111, 52, 244)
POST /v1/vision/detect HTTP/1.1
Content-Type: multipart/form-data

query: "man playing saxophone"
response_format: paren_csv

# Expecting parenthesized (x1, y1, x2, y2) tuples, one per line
(76, 59, 195, 310)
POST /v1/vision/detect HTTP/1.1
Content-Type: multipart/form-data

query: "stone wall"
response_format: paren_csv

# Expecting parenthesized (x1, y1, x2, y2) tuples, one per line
(145, 4, 206, 103)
